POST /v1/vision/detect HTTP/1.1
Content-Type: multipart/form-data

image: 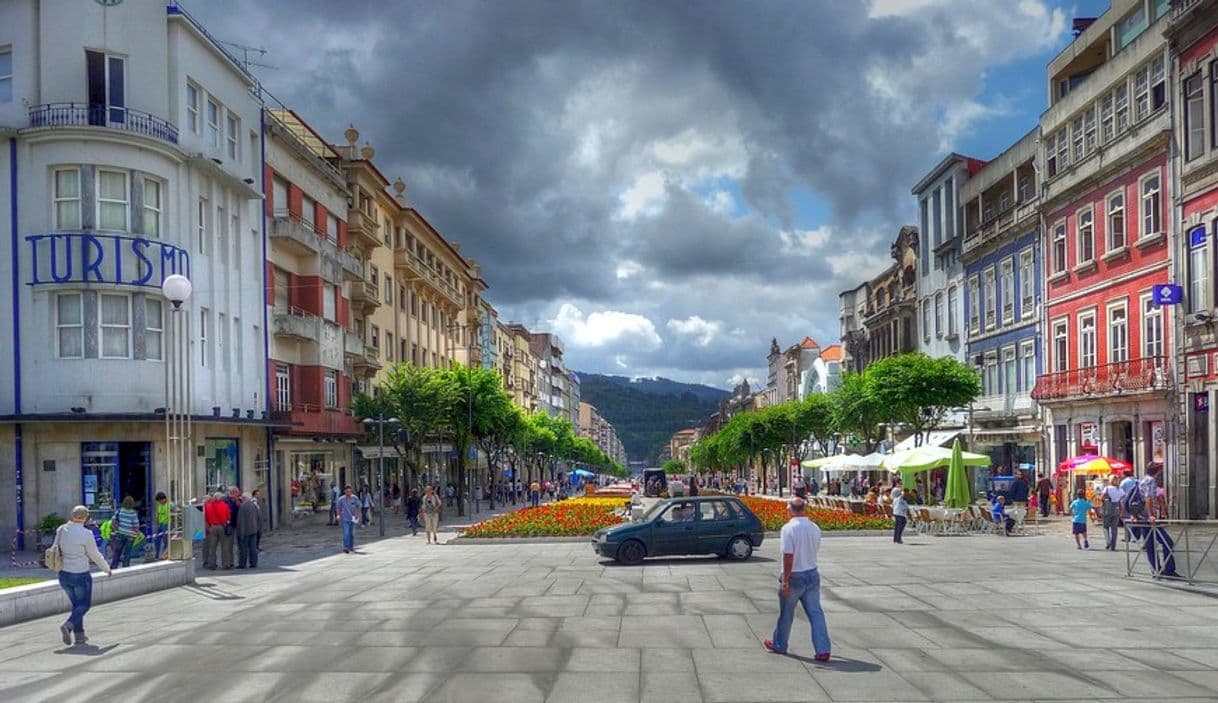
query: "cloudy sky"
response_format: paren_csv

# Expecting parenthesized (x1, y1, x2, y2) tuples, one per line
(195, 0, 1108, 388)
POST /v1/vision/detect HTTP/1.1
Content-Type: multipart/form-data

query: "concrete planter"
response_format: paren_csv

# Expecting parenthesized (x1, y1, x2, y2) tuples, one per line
(0, 561, 192, 627)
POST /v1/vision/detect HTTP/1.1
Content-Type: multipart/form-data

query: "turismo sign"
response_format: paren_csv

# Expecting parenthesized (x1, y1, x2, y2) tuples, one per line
(25, 233, 190, 288)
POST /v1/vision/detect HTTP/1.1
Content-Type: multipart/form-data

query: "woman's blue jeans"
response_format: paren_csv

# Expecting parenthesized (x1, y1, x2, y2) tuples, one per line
(771, 568, 831, 655)
(58, 571, 93, 634)
(109, 534, 132, 568)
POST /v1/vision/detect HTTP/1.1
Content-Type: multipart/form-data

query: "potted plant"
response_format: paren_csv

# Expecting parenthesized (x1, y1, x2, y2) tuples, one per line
(35, 513, 67, 550)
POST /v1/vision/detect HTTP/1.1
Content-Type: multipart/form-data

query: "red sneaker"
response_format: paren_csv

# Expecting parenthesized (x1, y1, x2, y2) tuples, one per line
(814, 653, 831, 662)
(763, 639, 786, 654)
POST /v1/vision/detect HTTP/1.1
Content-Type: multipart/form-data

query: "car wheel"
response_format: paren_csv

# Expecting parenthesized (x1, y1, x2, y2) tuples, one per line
(616, 539, 646, 565)
(726, 535, 753, 561)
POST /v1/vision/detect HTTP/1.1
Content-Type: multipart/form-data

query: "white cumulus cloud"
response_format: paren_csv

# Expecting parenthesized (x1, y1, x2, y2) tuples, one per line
(666, 315, 725, 347)
(549, 303, 662, 349)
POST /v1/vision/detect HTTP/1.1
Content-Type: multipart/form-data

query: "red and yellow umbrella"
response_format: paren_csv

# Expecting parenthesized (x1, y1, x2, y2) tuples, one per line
(1056, 454, 1132, 475)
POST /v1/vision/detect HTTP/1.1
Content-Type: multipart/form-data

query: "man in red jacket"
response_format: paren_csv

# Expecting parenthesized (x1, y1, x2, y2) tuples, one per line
(202, 492, 230, 570)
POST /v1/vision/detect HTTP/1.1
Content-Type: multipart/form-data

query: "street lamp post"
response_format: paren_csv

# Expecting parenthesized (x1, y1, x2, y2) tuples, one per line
(162, 274, 194, 577)
(364, 415, 399, 538)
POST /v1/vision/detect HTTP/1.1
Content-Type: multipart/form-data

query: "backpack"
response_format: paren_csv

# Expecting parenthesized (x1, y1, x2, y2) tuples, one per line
(1099, 490, 1118, 518)
(44, 524, 64, 572)
(1123, 483, 1147, 519)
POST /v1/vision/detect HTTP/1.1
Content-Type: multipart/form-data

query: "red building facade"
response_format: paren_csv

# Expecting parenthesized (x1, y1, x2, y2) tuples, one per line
(1032, 3, 1176, 496)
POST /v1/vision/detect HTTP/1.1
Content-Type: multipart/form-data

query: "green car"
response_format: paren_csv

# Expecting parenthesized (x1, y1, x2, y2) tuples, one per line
(592, 496, 764, 564)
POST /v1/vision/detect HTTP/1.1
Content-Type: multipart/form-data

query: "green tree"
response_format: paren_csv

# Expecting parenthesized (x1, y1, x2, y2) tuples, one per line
(437, 364, 512, 516)
(831, 372, 885, 453)
(352, 363, 452, 492)
(864, 353, 982, 447)
(661, 459, 686, 475)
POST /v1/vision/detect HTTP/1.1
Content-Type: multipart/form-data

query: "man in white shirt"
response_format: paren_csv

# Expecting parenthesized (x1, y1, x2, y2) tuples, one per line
(764, 497, 831, 661)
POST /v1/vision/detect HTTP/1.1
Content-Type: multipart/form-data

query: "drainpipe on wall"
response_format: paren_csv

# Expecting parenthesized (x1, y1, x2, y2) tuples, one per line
(10, 137, 24, 550)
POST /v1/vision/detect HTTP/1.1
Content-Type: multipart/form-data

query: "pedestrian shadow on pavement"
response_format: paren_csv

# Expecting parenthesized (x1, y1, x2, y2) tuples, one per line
(54, 643, 119, 656)
(803, 656, 881, 673)
(182, 581, 245, 601)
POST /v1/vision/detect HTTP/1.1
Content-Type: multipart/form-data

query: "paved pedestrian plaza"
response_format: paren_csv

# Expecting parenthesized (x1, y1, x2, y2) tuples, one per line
(2, 526, 1218, 702)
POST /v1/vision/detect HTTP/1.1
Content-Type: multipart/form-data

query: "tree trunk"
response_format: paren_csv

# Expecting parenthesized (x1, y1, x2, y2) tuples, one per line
(456, 443, 467, 517)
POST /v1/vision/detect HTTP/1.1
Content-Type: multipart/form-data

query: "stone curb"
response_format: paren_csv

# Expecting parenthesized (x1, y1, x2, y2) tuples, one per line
(0, 561, 192, 627)
(450, 529, 892, 545)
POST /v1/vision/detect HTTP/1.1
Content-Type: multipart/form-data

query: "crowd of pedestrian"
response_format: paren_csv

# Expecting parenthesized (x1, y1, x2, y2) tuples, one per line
(202, 487, 266, 570)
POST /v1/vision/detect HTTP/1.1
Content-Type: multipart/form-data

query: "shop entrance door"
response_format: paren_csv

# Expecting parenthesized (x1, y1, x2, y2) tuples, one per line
(81, 441, 152, 526)
(1109, 421, 1133, 463)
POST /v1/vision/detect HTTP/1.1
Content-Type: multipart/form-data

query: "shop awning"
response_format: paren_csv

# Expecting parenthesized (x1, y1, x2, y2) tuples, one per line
(891, 429, 961, 454)
(355, 445, 405, 459)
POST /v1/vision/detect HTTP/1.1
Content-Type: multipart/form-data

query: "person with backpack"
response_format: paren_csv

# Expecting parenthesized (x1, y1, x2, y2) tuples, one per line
(1098, 476, 1124, 551)
(1128, 465, 1180, 578)
(49, 505, 111, 645)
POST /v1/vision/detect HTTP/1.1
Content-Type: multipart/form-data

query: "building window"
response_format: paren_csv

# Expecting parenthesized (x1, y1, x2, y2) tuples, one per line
(947, 286, 958, 337)
(99, 293, 130, 359)
(0, 48, 11, 102)
(56, 293, 83, 358)
(934, 292, 944, 338)
(185, 82, 200, 134)
(1115, 84, 1129, 134)
(197, 197, 208, 254)
(324, 370, 338, 409)
(1141, 172, 1161, 239)
(302, 194, 316, 230)
(1052, 221, 1067, 274)
(206, 98, 221, 149)
(1143, 294, 1164, 358)
(97, 170, 128, 231)
(984, 267, 996, 330)
(1134, 56, 1165, 122)
(1079, 311, 1097, 369)
(1000, 258, 1014, 323)
(984, 353, 999, 396)
(384, 276, 393, 306)
(1083, 106, 1097, 153)
(272, 177, 288, 217)
(217, 312, 227, 370)
(1190, 229, 1209, 313)
(275, 364, 291, 411)
(143, 179, 162, 237)
(1020, 341, 1036, 393)
(1100, 92, 1114, 143)
(1019, 249, 1034, 316)
(386, 333, 394, 361)
(1108, 302, 1128, 364)
(370, 325, 379, 350)
(967, 275, 980, 333)
(146, 298, 163, 361)
(1186, 72, 1205, 161)
(200, 307, 210, 367)
(54, 168, 82, 230)
(1053, 319, 1068, 372)
(1072, 115, 1085, 162)
(323, 283, 337, 321)
(233, 316, 242, 376)
(1002, 347, 1017, 395)
(225, 112, 239, 161)
(1105, 190, 1124, 252)
(231, 213, 241, 268)
(1076, 207, 1094, 264)
(216, 206, 227, 265)
(326, 213, 338, 243)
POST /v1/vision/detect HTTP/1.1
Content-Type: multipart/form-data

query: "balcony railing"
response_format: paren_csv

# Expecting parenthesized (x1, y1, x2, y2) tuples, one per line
(963, 199, 1037, 255)
(349, 279, 381, 312)
(1031, 356, 1172, 402)
(29, 103, 179, 145)
(272, 307, 322, 341)
(394, 246, 465, 308)
(347, 208, 381, 248)
(269, 402, 361, 436)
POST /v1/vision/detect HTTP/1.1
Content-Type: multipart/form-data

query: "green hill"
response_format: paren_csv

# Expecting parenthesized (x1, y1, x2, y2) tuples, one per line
(577, 373, 730, 464)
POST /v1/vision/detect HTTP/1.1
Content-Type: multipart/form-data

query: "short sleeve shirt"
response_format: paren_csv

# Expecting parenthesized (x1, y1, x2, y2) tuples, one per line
(779, 517, 821, 573)
(1069, 499, 1091, 524)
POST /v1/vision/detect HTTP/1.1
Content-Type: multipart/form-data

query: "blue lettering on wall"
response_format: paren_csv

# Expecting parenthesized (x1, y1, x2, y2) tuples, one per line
(26, 233, 191, 288)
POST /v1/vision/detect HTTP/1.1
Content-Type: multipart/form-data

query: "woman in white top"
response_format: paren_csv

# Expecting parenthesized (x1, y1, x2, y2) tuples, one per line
(54, 505, 111, 645)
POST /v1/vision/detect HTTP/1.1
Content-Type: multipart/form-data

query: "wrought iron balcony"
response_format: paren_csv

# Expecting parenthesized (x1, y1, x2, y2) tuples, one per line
(1031, 356, 1172, 402)
(29, 103, 179, 145)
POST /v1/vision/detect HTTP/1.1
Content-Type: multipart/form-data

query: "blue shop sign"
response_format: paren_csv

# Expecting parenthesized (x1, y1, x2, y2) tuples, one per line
(1152, 284, 1182, 306)
(25, 233, 190, 288)
(1190, 224, 1207, 248)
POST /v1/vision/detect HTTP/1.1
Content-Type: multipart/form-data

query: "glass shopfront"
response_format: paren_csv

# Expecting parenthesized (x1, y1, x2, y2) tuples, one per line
(81, 441, 152, 524)
(203, 438, 240, 494)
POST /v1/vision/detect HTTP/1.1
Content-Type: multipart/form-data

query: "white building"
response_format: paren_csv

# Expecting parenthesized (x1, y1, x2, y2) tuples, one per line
(0, 0, 269, 546)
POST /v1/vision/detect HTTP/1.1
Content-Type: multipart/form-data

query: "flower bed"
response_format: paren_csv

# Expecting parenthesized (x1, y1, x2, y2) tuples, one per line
(735, 496, 893, 531)
(459, 500, 626, 538)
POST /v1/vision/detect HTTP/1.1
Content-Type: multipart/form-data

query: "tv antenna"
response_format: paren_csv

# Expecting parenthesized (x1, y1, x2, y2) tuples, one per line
(217, 40, 277, 72)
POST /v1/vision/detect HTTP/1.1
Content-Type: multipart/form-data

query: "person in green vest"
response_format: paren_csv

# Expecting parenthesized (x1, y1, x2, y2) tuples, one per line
(154, 491, 171, 560)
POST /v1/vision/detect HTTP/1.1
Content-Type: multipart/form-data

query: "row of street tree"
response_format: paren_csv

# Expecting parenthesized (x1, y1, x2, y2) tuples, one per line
(353, 363, 625, 515)
(688, 353, 980, 490)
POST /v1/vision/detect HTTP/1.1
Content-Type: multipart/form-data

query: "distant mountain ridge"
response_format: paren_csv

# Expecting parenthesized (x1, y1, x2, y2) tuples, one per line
(576, 372, 730, 464)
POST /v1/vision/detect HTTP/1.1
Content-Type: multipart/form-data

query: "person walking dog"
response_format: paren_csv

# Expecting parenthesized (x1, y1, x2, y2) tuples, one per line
(50, 505, 111, 645)
(764, 497, 831, 661)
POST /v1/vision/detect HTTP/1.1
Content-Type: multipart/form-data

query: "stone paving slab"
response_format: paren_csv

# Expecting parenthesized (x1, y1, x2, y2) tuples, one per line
(2, 528, 1218, 702)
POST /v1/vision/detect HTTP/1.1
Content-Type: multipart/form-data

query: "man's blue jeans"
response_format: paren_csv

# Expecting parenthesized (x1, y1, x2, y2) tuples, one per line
(771, 568, 831, 655)
(58, 571, 92, 634)
(341, 521, 356, 552)
(531, 491, 540, 508)
(154, 523, 169, 559)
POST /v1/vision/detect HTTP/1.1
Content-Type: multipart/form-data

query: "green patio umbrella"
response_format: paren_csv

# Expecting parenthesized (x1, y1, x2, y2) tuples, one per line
(880, 444, 990, 495)
(944, 438, 972, 508)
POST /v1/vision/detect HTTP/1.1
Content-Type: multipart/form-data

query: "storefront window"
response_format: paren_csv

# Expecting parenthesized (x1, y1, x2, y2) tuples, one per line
(290, 452, 340, 513)
(81, 442, 118, 518)
(204, 438, 239, 493)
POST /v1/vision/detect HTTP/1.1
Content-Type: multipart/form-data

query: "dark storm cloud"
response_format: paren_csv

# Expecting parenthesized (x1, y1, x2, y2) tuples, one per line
(190, 0, 1065, 384)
